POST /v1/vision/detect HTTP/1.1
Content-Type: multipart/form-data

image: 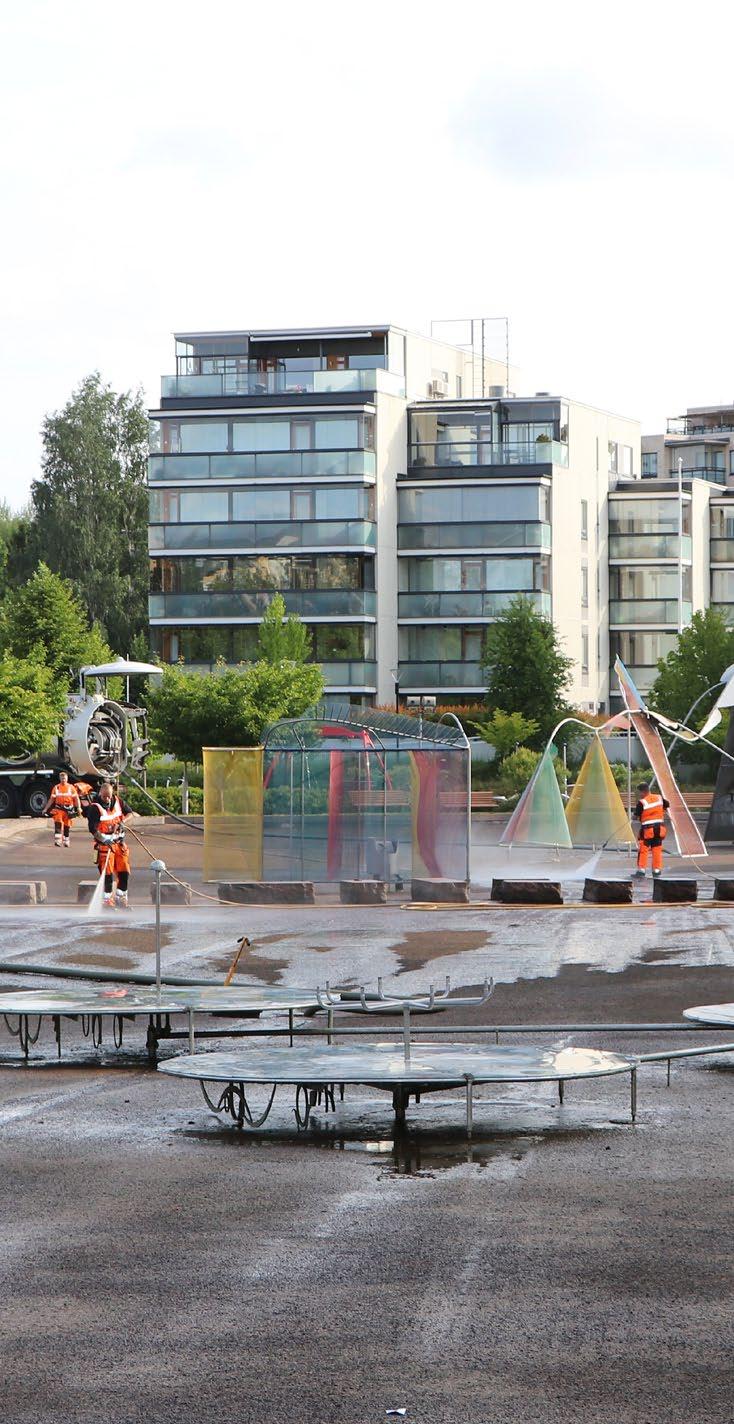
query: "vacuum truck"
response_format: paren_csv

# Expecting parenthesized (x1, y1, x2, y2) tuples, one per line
(0, 659, 158, 817)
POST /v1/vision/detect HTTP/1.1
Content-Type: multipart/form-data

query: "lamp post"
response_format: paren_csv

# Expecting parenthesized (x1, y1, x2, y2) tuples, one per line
(150, 859, 166, 994)
(677, 455, 685, 635)
(390, 665, 400, 714)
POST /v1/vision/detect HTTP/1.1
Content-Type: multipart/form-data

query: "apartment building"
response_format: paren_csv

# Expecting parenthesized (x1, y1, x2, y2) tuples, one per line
(148, 323, 640, 711)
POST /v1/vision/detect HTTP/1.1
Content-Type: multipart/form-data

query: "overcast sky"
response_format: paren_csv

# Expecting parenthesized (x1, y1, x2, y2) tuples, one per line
(2, 0, 733, 507)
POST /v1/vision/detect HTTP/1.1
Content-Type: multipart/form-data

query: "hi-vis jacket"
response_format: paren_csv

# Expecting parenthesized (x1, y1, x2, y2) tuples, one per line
(636, 793, 668, 827)
(48, 783, 79, 810)
(94, 798, 125, 836)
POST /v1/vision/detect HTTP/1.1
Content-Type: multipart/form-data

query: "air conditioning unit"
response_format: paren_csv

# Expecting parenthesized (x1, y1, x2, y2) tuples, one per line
(406, 695, 422, 708)
(431, 377, 449, 398)
(422, 695, 437, 709)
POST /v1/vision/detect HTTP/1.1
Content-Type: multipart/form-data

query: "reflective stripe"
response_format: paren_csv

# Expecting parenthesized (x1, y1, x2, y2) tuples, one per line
(96, 798, 124, 833)
(640, 795, 665, 825)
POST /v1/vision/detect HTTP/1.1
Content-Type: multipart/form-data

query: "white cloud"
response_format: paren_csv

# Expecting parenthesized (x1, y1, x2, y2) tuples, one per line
(1, 0, 734, 506)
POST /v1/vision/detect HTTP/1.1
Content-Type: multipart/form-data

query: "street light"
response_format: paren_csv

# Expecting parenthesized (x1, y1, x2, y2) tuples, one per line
(390, 665, 400, 714)
(150, 859, 167, 994)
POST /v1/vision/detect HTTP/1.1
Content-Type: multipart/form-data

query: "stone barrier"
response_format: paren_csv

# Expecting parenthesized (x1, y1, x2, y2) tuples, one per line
(410, 879, 470, 903)
(0, 881, 39, 904)
(150, 882, 192, 905)
(491, 879, 563, 905)
(583, 878, 633, 904)
(714, 879, 734, 900)
(218, 882, 315, 904)
(340, 880, 387, 905)
(652, 878, 698, 903)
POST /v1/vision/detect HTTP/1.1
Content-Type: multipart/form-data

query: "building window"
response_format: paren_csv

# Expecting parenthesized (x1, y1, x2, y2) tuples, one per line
(581, 500, 588, 540)
(581, 631, 589, 675)
(642, 452, 658, 478)
(581, 564, 588, 607)
(608, 441, 618, 473)
(621, 446, 633, 477)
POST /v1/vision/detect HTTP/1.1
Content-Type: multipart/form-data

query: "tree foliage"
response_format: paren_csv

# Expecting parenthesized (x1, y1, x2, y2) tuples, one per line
(0, 652, 66, 757)
(147, 660, 325, 763)
(256, 594, 312, 664)
(15, 373, 149, 651)
(480, 596, 573, 744)
(648, 607, 734, 725)
(0, 563, 111, 681)
(471, 709, 539, 760)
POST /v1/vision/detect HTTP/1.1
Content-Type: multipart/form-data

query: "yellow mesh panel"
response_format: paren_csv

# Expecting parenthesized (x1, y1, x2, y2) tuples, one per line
(203, 748, 264, 881)
(565, 738, 635, 848)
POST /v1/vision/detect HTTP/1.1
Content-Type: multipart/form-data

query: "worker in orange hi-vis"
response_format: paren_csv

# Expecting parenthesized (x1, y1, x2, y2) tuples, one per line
(86, 781, 134, 908)
(632, 781, 670, 881)
(42, 772, 82, 848)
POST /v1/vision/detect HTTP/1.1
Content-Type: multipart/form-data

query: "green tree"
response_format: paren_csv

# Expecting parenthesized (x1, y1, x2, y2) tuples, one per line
(471, 709, 539, 760)
(647, 607, 734, 773)
(256, 593, 312, 664)
(0, 651, 66, 757)
(480, 595, 573, 744)
(648, 607, 734, 725)
(1, 563, 111, 681)
(21, 373, 148, 651)
(147, 660, 324, 763)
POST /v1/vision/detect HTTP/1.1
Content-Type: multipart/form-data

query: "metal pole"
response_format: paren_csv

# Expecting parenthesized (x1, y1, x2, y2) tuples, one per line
(402, 1004, 411, 1064)
(465, 1075, 474, 1138)
(150, 859, 166, 995)
(630, 1067, 637, 1122)
(678, 456, 684, 635)
(626, 713, 632, 826)
(188, 1007, 195, 1053)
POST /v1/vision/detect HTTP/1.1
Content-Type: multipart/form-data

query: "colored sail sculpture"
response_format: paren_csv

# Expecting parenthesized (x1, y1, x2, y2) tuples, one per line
(500, 748, 572, 848)
(565, 737, 635, 848)
(614, 658, 707, 858)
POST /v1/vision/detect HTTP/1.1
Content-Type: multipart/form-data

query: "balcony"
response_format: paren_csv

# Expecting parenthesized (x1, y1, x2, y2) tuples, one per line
(398, 661, 485, 689)
(398, 521, 551, 551)
(149, 520, 377, 553)
(161, 368, 405, 399)
(149, 591, 377, 619)
(609, 534, 692, 560)
(610, 599, 692, 626)
(148, 450, 376, 482)
(320, 661, 377, 687)
(398, 590, 552, 619)
(408, 440, 568, 472)
(710, 539, 734, 562)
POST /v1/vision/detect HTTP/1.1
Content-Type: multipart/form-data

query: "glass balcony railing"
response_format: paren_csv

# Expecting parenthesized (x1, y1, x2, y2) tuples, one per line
(408, 440, 568, 470)
(320, 661, 378, 686)
(149, 590, 377, 619)
(711, 540, 734, 562)
(398, 661, 485, 689)
(149, 520, 377, 552)
(398, 521, 551, 551)
(398, 590, 551, 618)
(161, 369, 405, 399)
(609, 534, 692, 560)
(148, 450, 376, 481)
(610, 600, 692, 626)
(159, 659, 377, 684)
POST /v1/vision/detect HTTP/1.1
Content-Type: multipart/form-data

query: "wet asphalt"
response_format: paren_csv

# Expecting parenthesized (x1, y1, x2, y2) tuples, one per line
(0, 823, 733, 1421)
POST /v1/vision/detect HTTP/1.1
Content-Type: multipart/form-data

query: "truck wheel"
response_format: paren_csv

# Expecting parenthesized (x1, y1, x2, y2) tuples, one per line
(23, 782, 49, 817)
(0, 784, 18, 818)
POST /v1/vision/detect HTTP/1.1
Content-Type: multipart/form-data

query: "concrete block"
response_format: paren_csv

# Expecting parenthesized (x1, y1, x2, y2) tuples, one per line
(218, 881, 315, 904)
(410, 878, 470, 903)
(150, 882, 191, 905)
(652, 878, 698, 903)
(340, 880, 387, 905)
(714, 879, 734, 901)
(491, 878, 563, 905)
(583, 878, 633, 904)
(0, 881, 37, 904)
(77, 881, 97, 904)
(34, 881, 48, 903)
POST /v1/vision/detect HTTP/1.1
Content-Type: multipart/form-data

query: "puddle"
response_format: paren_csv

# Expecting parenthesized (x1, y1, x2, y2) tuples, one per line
(388, 930, 491, 975)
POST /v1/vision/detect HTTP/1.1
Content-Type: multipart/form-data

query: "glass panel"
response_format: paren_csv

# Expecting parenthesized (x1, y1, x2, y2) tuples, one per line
(609, 600, 691, 625)
(397, 521, 550, 550)
(179, 422, 229, 453)
(610, 566, 691, 599)
(609, 534, 692, 559)
(314, 418, 360, 449)
(179, 490, 229, 522)
(609, 500, 691, 535)
(232, 420, 291, 452)
(232, 488, 290, 520)
(397, 485, 544, 522)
